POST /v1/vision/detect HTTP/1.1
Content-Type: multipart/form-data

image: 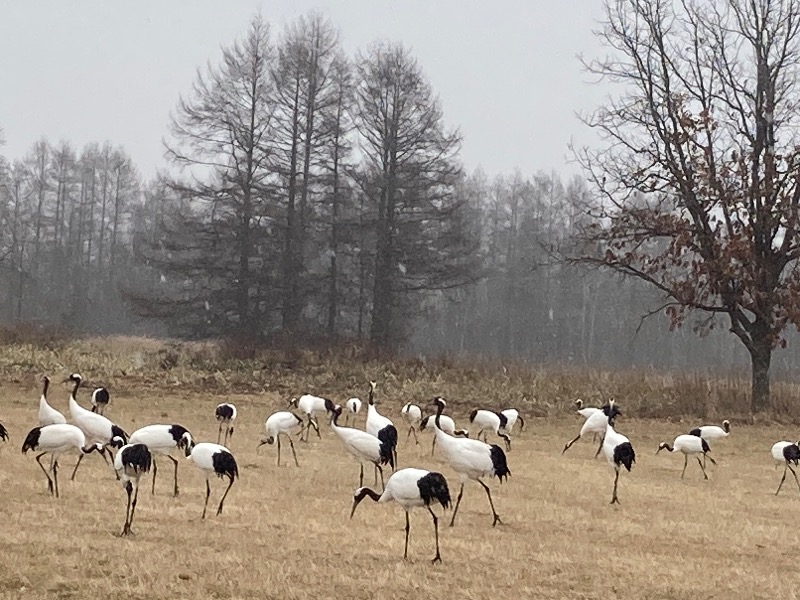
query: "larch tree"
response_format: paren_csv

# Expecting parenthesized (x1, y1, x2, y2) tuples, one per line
(353, 42, 478, 348)
(159, 14, 276, 337)
(271, 12, 342, 336)
(576, 0, 800, 412)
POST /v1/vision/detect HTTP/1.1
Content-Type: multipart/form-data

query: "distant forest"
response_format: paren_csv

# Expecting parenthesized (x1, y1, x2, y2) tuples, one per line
(2, 12, 798, 377)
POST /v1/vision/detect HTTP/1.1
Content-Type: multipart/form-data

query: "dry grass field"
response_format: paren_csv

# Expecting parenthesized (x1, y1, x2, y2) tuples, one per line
(0, 337, 799, 599)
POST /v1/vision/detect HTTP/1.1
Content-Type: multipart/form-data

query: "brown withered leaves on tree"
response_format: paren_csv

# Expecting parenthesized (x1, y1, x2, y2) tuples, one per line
(575, 0, 800, 412)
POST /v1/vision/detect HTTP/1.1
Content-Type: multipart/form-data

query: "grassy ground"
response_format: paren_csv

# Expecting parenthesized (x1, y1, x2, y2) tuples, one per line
(0, 369, 798, 599)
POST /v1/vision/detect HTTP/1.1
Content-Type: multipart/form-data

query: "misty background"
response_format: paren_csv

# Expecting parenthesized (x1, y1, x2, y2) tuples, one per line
(2, 3, 798, 377)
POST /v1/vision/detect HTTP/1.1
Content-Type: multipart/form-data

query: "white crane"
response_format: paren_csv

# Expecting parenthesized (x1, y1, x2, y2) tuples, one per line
(90, 387, 110, 416)
(22, 424, 103, 498)
(573, 399, 602, 442)
(258, 411, 303, 467)
(288, 394, 333, 441)
(771, 441, 800, 495)
(467, 409, 512, 451)
(656, 434, 717, 479)
(38, 375, 66, 426)
(65, 373, 128, 480)
(562, 400, 621, 457)
(499, 408, 525, 435)
(401, 402, 422, 445)
(602, 421, 635, 504)
(365, 381, 398, 470)
(114, 443, 152, 536)
(344, 397, 362, 426)
(573, 398, 601, 418)
(429, 397, 510, 527)
(419, 414, 469, 457)
(128, 424, 195, 496)
(188, 442, 239, 519)
(330, 405, 394, 488)
(215, 403, 237, 446)
(689, 420, 731, 467)
(350, 468, 451, 564)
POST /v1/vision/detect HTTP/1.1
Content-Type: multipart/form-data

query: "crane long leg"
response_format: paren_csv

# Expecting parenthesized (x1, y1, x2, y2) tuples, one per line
(428, 505, 442, 564)
(776, 464, 788, 495)
(216, 475, 235, 516)
(287, 435, 299, 467)
(681, 454, 688, 479)
(377, 465, 385, 490)
(202, 478, 211, 520)
(610, 467, 620, 504)
(562, 434, 581, 454)
(431, 436, 437, 457)
(312, 417, 321, 439)
(151, 458, 158, 495)
(129, 481, 140, 533)
(70, 453, 84, 481)
(374, 464, 379, 485)
(697, 456, 709, 480)
(477, 479, 502, 526)
(122, 481, 133, 536)
(705, 454, 717, 466)
(790, 464, 800, 493)
(165, 455, 180, 497)
(594, 435, 605, 459)
(404, 511, 410, 560)
(411, 427, 419, 445)
(217, 422, 223, 444)
(52, 459, 60, 499)
(277, 435, 282, 466)
(359, 463, 364, 487)
(36, 453, 54, 495)
(449, 483, 465, 527)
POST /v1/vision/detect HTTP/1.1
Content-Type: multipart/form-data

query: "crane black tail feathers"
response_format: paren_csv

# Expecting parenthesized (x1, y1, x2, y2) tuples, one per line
(213, 450, 239, 480)
(417, 472, 452, 509)
(614, 442, 636, 472)
(377, 425, 398, 469)
(489, 445, 511, 482)
(0, 422, 7, 442)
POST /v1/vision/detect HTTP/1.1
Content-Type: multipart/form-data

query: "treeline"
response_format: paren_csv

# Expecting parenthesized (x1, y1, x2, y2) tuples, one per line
(0, 138, 145, 332)
(3, 12, 800, 376)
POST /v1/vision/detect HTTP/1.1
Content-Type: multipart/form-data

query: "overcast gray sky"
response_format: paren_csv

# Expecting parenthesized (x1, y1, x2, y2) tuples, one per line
(0, 1, 608, 179)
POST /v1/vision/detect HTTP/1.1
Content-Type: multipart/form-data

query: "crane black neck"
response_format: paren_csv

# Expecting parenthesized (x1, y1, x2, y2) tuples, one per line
(71, 378, 81, 399)
(42, 377, 49, 398)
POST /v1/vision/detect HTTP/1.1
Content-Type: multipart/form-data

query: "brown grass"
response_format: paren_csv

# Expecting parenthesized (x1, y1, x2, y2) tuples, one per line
(0, 361, 798, 599)
(1, 334, 800, 420)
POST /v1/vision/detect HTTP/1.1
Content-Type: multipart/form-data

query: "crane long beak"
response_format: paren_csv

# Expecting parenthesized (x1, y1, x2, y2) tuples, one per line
(349, 498, 360, 519)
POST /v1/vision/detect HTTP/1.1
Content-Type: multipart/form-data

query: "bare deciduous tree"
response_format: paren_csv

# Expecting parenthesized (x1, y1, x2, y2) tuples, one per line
(575, 0, 800, 412)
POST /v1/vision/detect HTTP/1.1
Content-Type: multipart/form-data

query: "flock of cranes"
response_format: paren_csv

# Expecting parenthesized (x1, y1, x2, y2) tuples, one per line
(12, 373, 239, 535)
(2, 375, 800, 563)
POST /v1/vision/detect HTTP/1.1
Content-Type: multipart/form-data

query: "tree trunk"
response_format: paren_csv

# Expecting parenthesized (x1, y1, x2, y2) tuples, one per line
(282, 77, 302, 336)
(749, 333, 771, 413)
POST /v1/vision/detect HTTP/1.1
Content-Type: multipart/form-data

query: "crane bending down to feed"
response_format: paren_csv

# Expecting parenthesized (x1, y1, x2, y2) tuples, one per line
(350, 468, 451, 564)
(22, 424, 103, 498)
(128, 424, 195, 496)
(771, 441, 800, 496)
(656, 435, 717, 480)
(115, 443, 153, 536)
(258, 411, 303, 467)
(602, 419, 635, 504)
